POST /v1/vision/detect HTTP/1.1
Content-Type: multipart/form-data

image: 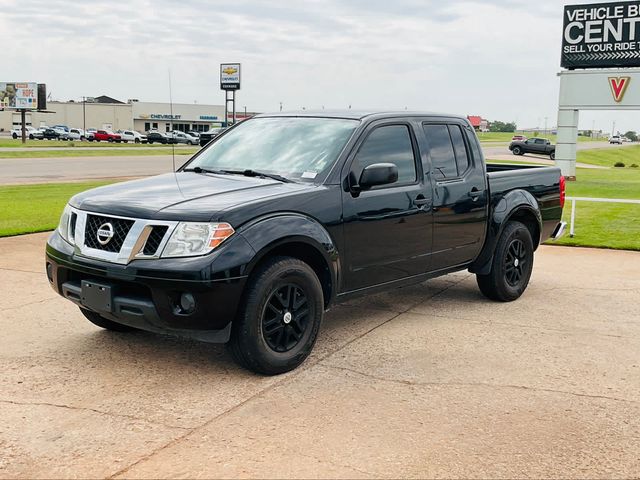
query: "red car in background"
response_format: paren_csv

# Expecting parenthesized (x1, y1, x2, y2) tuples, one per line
(511, 135, 527, 142)
(91, 130, 121, 142)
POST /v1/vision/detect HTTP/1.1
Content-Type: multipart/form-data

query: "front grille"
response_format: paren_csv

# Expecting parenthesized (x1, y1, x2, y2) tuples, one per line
(84, 214, 135, 252)
(143, 226, 168, 256)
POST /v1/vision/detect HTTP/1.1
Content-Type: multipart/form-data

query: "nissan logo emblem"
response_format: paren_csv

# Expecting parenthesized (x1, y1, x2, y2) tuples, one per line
(96, 222, 115, 245)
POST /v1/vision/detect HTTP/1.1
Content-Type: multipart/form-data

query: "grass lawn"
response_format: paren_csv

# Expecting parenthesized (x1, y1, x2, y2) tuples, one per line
(0, 181, 119, 237)
(0, 148, 198, 158)
(574, 145, 640, 167)
(552, 167, 640, 250)
(0, 167, 638, 250)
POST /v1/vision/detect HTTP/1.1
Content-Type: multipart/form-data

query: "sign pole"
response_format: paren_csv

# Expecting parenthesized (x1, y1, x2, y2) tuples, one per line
(232, 90, 236, 124)
(20, 109, 26, 144)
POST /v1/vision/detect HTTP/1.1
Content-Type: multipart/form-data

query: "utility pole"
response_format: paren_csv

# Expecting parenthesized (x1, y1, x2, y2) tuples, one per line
(544, 116, 548, 135)
(612, 121, 616, 137)
(82, 96, 86, 134)
(279, 102, 283, 112)
(20, 109, 26, 144)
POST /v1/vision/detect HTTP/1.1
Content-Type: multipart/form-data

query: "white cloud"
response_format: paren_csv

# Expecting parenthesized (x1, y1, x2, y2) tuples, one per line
(0, 0, 637, 132)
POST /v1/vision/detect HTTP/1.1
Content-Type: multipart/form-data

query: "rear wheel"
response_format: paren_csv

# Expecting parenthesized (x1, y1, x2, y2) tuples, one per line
(550, 151, 555, 161)
(476, 221, 534, 302)
(228, 256, 324, 375)
(79, 308, 136, 332)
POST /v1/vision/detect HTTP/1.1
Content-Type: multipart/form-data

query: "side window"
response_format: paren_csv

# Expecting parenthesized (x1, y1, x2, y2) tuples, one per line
(464, 128, 482, 164)
(448, 125, 470, 174)
(353, 125, 417, 185)
(423, 124, 457, 180)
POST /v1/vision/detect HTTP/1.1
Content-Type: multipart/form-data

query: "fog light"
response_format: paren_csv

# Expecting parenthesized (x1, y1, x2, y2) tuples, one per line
(179, 292, 196, 314)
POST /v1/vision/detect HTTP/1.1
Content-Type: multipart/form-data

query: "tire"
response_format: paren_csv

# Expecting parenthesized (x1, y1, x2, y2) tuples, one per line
(512, 146, 522, 156)
(476, 221, 534, 302)
(228, 256, 324, 375)
(134, 138, 140, 144)
(29, 134, 34, 140)
(550, 152, 555, 161)
(79, 308, 136, 332)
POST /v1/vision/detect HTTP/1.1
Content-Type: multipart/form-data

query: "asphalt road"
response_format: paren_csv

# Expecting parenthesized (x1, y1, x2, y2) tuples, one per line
(0, 141, 634, 185)
(1, 234, 639, 477)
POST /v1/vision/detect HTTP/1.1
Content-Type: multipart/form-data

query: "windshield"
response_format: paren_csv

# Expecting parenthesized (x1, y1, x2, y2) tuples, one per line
(187, 117, 359, 182)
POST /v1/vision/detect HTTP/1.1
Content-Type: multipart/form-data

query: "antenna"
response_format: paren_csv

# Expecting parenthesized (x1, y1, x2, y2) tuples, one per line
(168, 68, 176, 173)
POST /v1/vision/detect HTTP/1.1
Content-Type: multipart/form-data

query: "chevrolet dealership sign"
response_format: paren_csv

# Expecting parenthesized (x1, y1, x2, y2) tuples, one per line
(562, 1, 640, 68)
(220, 63, 241, 90)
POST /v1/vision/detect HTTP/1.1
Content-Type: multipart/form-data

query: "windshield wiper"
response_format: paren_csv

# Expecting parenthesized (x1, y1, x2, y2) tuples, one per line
(183, 166, 229, 175)
(221, 169, 294, 183)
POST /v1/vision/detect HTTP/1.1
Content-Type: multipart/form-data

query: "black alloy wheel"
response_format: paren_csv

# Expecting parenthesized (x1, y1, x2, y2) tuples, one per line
(476, 220, 534, 302)
(262, 284, 310, 353)
(228, 256, 324, 375)
(504, 239, 528, 287)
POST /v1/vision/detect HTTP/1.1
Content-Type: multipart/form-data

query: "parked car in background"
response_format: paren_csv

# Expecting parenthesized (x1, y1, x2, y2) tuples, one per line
(117, 130, 147, 144)
(52, 125, 70, 133)
(68, 128, 86, 141)
(610, 135, 622, 145)
(10, 126, 38, 139)
(52, 127, 71, 140)
(509, 137, 556, 160)
(168, 131, 199, 145)
(146, 131, 173, 144)
(85, 128, 97, 140)
(199, 127, 227, 146)
(92, 130, 122, 142)
(187, 130, 201, 139)
(41, 128, 61, 140)
(511, 135, 527, 142)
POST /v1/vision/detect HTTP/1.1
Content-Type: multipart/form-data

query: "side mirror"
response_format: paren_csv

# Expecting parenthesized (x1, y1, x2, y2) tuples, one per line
(358, 163, 399, 190)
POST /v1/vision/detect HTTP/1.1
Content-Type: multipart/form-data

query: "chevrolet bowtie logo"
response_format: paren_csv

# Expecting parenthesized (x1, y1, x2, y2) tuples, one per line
(222, 67, 238, 75)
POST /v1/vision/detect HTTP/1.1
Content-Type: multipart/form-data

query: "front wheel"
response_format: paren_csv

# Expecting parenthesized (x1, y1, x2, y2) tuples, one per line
(476, 221, 534, 302)
(79, 308, 136, 332)
(228, 256, 324, 375)
(512, 146, 523, 156)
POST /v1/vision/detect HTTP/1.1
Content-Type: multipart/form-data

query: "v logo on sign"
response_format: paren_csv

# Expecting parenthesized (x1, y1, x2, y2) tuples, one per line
(609, 77, 631, 103)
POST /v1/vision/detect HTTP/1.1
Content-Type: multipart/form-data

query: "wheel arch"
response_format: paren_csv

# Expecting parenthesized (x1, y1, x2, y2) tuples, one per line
(470, 189, 542, 275)
(239, 214, 340, 309)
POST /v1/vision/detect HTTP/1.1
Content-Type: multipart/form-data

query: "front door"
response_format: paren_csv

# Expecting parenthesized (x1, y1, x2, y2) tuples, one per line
(342, 122, 433, 292)
(420, 122, 488, 272)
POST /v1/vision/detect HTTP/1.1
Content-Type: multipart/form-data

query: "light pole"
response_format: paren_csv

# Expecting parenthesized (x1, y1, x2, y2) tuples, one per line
(279, 102, 283, 112)
(244, 105, 247, 118)
(82, 96, 86, 134)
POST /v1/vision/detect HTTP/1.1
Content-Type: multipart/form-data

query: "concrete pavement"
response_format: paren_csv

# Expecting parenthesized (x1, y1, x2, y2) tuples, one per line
(1, 233, 639, 478)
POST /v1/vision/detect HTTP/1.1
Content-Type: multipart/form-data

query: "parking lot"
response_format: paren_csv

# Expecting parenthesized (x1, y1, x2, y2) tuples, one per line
(1, 233, 638, 478)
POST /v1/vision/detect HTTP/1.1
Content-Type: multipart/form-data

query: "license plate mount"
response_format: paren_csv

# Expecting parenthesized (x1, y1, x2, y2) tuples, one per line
(81, 280, 114, 313)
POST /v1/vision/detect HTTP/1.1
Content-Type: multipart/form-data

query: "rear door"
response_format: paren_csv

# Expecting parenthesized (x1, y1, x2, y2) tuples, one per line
(341, 120, 433, 292)
(420, 121, 488, 272)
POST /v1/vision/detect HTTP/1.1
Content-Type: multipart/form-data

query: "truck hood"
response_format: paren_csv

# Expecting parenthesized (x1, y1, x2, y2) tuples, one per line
(70, 172, 313, 222)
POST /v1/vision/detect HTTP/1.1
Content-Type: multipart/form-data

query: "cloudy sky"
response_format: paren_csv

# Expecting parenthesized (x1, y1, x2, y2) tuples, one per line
(1, 0, 637, 132)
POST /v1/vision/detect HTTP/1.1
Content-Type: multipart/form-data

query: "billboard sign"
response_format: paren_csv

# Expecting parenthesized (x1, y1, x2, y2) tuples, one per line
(0, 82, 38, 109)
(220, 63, 241, 90)
(562, 1, 640, 69)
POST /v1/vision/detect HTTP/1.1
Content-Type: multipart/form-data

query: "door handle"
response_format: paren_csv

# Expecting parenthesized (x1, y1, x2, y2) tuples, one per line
(468, 187, 482, 201)
(414, 196, 431, 209)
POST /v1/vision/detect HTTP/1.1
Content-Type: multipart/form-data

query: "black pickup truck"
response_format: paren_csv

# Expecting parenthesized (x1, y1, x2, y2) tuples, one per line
(509, 137, 556, 160)
(46, 112, 567, 375)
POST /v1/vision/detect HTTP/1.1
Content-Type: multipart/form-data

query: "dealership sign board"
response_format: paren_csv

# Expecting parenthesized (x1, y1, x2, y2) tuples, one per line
(220, 63, 241, 90)
(562, 1, 640, 68)
(0, 82, 38, 109)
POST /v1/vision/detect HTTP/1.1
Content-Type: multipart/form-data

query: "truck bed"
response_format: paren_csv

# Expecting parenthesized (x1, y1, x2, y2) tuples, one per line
(485, 163, 563, 242)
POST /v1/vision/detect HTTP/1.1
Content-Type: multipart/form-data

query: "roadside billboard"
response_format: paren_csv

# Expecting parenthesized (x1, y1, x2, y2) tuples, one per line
(0, 82, 38, 109)
(562, 1, 640, 69)
(220, 64, 241, 90)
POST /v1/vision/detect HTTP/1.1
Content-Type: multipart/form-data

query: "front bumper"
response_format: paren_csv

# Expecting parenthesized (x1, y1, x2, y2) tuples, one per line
(46, 230, 250, 343)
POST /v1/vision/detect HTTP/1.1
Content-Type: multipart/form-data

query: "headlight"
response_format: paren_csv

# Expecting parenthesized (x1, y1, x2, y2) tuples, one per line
(57, 204, 74, 244)
(161, 222, 235, 258)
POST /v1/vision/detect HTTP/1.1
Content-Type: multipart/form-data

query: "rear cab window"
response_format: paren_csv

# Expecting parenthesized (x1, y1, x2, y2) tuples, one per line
(422, 123, 472, 180)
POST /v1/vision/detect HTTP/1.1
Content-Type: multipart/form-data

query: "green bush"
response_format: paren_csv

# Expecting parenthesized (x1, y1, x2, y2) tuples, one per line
(630, 164, 639, 168)
(614, 162, 626, 168)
